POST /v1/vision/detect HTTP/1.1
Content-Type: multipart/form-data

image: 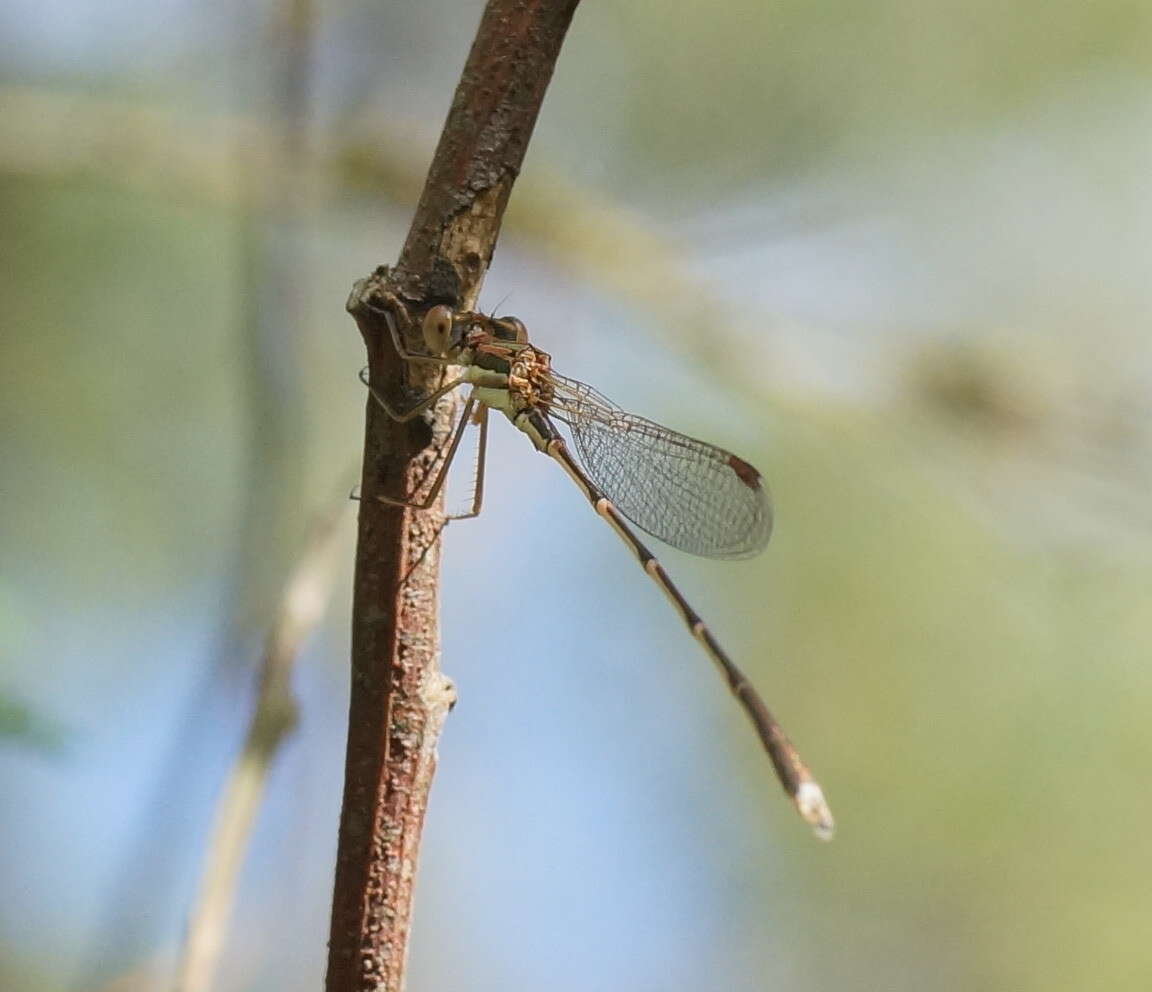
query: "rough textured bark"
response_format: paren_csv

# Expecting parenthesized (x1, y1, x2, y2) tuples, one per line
(326, 3, 582, 991)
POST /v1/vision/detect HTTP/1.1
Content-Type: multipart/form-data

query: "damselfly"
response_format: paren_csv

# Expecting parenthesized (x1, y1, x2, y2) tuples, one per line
(360, 293, 833, 839)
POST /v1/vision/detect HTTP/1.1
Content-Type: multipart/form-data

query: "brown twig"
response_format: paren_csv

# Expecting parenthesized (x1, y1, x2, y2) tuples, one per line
(325, 3, 582, 991)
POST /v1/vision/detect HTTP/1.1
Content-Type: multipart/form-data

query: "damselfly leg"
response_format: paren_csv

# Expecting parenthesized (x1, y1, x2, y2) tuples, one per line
(359, 294, 487, 521)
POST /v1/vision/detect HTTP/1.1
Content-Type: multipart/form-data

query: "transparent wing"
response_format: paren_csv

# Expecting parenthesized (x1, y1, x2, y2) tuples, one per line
(546, 372, 773, 559)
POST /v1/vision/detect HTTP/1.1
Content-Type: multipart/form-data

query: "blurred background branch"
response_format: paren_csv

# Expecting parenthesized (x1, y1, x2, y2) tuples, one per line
(175, 500, 351, 992)
(0, 85, 754, 395)
(67, 0, 323, 981)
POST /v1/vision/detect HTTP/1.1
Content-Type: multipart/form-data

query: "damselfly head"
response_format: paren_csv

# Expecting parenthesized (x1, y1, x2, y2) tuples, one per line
(421, 304, 463, 357)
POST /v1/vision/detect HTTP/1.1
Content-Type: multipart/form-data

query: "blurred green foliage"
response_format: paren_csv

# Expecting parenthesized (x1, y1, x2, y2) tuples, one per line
(748, 412, 1152, 990)
(0, 176, 243, 592)
(0, 693, 65, 753)
(552, 0, 1152, 201)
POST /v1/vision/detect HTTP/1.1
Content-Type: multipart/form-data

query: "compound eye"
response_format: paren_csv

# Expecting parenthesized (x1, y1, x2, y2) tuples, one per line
(500, 315, 529, 344)
(421, 305, 456, 356)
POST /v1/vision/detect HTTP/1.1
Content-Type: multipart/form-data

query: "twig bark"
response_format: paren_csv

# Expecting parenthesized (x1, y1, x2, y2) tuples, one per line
(325, 3, 582, 991)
